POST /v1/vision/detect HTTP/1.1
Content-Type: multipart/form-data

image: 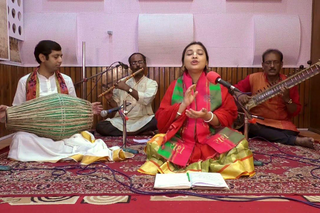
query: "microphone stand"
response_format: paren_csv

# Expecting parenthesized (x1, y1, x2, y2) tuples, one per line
(237, 111, 264, 140)
(75, 61, 127, 99)
(119, 100, 138, 154)
(75, 62, 119, 86)
(231, 91, 264, 140)
(229, 89, 266, 167)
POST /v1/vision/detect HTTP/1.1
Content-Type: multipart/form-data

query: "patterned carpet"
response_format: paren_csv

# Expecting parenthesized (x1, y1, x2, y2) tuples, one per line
(0, 136, 320, 196)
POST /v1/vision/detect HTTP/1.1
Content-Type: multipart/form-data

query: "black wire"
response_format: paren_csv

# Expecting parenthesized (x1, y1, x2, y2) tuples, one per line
(3, 161, 320, 209)
(97, 162, 320, 209)
(3, 135, 320, 210)
(249, 137, 320, 179)
(86, 61, 119, 99)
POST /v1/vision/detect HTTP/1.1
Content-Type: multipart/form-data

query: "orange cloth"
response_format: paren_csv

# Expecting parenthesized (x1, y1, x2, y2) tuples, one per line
(234, 72, 301, 132)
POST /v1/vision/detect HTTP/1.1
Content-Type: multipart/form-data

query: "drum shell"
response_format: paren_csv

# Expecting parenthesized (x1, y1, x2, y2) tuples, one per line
(6, 93, 93, 141)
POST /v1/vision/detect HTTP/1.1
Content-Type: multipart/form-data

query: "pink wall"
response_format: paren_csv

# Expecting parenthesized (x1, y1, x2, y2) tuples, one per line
(20, 0, 312, 68)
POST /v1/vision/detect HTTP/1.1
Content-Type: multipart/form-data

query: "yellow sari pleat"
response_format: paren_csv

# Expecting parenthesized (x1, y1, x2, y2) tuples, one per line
(138, 135, 255, 179)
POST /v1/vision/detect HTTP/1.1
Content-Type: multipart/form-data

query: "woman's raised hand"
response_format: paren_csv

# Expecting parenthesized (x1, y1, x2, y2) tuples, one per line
(182, 84, 198, 107)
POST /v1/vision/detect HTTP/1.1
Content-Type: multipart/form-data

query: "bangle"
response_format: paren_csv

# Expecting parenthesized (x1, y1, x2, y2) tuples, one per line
(177, 111, 182, 116)
(204, 111, 214, 123)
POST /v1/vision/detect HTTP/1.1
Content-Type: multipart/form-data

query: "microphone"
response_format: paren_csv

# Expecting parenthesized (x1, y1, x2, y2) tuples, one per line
(100, 102, 131, 117)
(0, 165, 11, 171)
(207, 71, 240, 92)
(100, 106, 123, 117)
(118, 62, 129, 69)
(253, 160, 264, 166)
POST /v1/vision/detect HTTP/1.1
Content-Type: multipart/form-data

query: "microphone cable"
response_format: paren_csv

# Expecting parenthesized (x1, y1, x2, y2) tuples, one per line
(2, 160, 320, 209)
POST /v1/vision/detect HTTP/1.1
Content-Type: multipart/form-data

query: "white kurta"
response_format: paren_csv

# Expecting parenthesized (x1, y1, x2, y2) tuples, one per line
(107, 75, 158, 132)
(8, 131, 118, 163)
(12, 72, 76, 106)
(8, 71, 123, 162)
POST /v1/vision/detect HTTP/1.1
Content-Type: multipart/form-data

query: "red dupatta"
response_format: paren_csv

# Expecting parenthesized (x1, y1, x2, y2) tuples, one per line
(26, 68, 69, 101)
(158, 72, 223, 166)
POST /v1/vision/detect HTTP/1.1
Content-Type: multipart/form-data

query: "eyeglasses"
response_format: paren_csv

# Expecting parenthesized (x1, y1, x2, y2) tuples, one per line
(263, 60, 281, 66)
(131, 60, 145, 66)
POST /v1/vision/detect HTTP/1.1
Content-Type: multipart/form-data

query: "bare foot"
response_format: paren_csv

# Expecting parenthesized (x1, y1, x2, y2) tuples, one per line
(295, 137, 315, 149)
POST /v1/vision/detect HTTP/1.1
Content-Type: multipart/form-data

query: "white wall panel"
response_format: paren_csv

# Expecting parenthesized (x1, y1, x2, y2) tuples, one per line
(253, 15, 301, 66)
(20, 13, 78, 66)
(138, 14, 194, 66)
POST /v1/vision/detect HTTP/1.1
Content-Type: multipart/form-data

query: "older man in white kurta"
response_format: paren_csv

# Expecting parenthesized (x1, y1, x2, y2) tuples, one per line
(95, 53, 158, 136)
(108, 76, 157, 131)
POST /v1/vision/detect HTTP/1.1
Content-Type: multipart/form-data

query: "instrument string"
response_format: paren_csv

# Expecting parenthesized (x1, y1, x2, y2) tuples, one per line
(246, 62, 320, 110)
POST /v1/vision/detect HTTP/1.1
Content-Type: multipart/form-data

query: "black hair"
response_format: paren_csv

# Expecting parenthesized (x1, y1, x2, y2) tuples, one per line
(128, 52, 147, 65)
(34, 40, 61, 64)
(181, 41, 209, 72)
(262, 49, 283, 62)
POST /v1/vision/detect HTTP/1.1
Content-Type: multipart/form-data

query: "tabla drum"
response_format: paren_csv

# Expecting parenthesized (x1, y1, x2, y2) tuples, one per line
(6, 93, 93, 141)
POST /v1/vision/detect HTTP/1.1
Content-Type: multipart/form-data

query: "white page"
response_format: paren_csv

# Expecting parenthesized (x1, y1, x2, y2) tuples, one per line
(189, 172, 229, 189)
(154, 173, 191, 189)
(133, 138, 150, 143)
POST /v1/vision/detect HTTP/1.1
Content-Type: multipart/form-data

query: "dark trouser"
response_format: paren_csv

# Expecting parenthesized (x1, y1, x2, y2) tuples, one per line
(248, 123, 298, 145)
(96, 116, 158, 136)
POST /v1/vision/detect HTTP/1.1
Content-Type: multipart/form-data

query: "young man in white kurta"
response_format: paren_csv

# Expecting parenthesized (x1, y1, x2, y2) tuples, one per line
(12, 72, 76, 105)
(6, 40, 124, 163)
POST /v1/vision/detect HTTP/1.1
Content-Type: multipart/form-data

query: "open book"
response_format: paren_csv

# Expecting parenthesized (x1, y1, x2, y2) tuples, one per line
(154, 172, 229, 190)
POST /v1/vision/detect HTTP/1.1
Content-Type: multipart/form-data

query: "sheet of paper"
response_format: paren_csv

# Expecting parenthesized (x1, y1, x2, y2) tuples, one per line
(133, 138, 150, 143)
(189, 172, 229, 189)
(154, 173, 191, 189)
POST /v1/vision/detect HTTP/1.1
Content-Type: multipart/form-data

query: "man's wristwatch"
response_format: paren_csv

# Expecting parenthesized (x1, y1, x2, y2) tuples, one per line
(286, 99, 293, 104)
(128, 88, 133, 93)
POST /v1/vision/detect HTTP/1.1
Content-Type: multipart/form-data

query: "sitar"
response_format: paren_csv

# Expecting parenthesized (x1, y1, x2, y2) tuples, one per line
(245, 61, 320, 110)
